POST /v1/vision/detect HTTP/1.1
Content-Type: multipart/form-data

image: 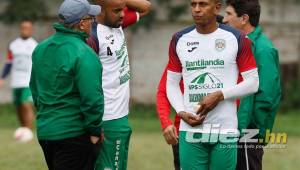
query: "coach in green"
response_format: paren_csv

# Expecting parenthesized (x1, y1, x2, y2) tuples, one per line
(223, 0, 281, 170)
(29, 0, 104, 169)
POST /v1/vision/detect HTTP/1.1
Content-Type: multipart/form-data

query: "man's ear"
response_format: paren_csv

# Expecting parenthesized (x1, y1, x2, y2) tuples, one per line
(215, 2, 222, 15)
(241, 14, 250, 25)
(78, 20, 86, 31)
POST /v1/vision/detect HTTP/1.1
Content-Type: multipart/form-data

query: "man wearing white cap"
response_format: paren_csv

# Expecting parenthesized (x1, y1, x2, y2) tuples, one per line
(29, 0, 104, 169)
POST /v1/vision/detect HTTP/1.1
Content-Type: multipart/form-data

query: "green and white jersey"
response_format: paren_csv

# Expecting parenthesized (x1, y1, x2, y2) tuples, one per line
(95, 24, 131, 121)
(167, 24, 257, 133)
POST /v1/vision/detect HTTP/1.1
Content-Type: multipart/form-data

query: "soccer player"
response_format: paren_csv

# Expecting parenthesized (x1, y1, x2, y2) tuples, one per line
(223, 1, 281, 170)
(156, 15, 225, 170)
(87, 0, 151, 170)
(166, 0, 259, 169)
(29, 0, 104, 169)
(0, 20, 37, 142)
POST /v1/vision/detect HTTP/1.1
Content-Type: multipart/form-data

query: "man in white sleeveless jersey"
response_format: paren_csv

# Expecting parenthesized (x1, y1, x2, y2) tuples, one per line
(87, 0, 151, 169)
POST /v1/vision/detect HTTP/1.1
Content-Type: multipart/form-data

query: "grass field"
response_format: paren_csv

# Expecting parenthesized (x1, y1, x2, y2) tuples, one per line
(0, 104, 299, 170)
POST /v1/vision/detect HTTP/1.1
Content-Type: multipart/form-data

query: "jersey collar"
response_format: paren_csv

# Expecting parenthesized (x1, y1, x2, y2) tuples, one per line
(247, 25, 262, 43)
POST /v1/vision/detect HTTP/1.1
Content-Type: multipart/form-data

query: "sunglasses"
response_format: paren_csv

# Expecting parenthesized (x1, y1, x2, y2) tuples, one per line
(81, 17, 96, 22)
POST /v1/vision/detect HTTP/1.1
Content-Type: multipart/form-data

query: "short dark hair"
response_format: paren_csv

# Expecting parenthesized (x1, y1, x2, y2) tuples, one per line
(20, 19, 33, 24)
(226, 0, 260, 27)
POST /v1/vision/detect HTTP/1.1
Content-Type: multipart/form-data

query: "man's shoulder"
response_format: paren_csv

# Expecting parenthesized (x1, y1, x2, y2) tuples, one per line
(28, 37, 38, 45)
(32, 35, 55, 55)
(9, 37, 21, 48)
(219, 24, 244, 40)
(172, 25, 196, 41)
(96, 24, 124, 35)
(253, 33, 278, 63)
(92, 23, 124, 46)
(35, 35, 86, 53)
(255, 32, 276, 51)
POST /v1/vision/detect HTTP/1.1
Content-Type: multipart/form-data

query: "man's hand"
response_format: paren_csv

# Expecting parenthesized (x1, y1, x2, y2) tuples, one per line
(0, 79, 4, 89)
(90, 136, 100, 144)
(196, 91, 224, 116)
(179, 111, 205, 127)
(163, 125, 178, 145)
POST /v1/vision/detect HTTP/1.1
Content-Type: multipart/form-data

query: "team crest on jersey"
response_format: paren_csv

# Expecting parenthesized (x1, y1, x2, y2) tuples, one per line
(215, 39, 226, 52)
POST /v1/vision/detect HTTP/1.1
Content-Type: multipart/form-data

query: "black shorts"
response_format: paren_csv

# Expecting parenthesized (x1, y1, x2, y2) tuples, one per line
(39, 134, 100, 170)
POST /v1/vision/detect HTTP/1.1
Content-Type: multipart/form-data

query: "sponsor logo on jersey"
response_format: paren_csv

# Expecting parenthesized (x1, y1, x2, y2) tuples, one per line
(116, 41, 127, 60)
(215, 39, 226, 52)
(189, 72, 223, 89)
(185, 59, 224, 71)
(188, 72, 224, 102)
(189, 93, 209, 102)
(116, 40, 131, 84)
(188, 47, 197, 52)
(187, 42, 199, 46)
(105, 34, 113, 40)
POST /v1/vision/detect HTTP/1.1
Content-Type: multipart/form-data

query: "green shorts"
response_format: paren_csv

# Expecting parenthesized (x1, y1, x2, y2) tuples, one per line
(179, 131, 237, 170)
(13, 87, 33, 106)
(95, 116, 132, 170)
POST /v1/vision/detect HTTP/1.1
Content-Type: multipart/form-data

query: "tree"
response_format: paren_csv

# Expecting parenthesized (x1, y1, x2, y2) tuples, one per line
(157, 0, 188, 22)
(130, 0, 188, 31)
(0, 0, 47, 23)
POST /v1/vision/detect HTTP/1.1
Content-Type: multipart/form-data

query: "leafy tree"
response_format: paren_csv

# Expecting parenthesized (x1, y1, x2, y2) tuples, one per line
(0, 0, 47, 23)
(131, 0, 188, 31)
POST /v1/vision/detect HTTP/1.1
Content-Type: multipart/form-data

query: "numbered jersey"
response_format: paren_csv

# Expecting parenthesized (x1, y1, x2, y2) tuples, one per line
(88, 8, 139, 121)
(167, 24, 256, 132)
(8, 37, 37, 88)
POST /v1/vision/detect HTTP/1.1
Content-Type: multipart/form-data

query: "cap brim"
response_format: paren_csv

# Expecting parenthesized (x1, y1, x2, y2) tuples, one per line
(88, 5, 101, 16)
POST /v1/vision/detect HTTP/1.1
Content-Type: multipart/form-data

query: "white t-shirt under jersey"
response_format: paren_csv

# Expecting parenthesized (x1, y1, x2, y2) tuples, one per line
(8, 37, 37, 88)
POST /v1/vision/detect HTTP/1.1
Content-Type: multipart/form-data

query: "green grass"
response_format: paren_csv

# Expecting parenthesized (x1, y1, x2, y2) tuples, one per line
(0, 104, 300, 170)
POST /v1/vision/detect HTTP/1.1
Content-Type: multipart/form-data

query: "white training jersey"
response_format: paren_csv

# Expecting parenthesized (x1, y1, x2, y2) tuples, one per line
(87, 8, 140, 121)
(8, 37, 37, 88)
(95, 24, 131, 121)
(167, 24, 257, 133)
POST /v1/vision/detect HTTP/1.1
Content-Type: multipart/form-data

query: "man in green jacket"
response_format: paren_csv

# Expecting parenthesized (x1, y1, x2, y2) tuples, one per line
(223, 0, 281, 170)
(29, 0, 103, 169)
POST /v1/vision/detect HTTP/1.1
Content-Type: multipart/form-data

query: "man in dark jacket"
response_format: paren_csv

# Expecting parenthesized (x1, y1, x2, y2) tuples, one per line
(29, 0, 104, 169)
(223, 0, 281, 170)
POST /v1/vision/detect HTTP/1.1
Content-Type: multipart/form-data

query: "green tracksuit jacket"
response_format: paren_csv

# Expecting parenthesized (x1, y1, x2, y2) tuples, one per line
(238, 26, 281, 143)
(30, 23, 104, 140)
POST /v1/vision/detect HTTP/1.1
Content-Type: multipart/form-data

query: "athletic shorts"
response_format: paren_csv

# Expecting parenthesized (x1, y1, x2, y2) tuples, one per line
(179, 131, 237, 170)
(13, 87, 32, 106)
(95, 115, 132, 170)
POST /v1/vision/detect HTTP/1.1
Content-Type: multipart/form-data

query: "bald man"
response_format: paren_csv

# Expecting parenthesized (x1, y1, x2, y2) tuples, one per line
(87, 0, 151, 170)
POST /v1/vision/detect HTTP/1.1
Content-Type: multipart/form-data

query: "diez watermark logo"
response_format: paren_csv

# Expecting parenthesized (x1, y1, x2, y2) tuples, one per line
(185, 124, 287, 149)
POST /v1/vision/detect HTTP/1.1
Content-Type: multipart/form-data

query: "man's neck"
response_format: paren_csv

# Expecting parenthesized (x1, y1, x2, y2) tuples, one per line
(242, 24, 255, 34)
(20, 36, 30, 40)
(196, 20, 218, 34)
